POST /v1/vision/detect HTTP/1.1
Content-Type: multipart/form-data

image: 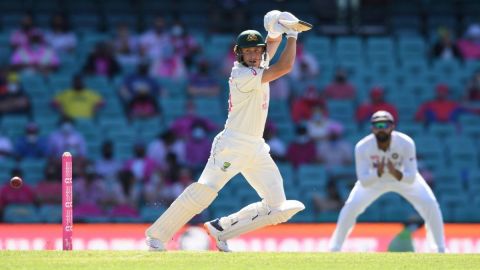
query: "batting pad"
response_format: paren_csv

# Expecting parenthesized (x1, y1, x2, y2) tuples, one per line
(146, 182, 217, 242)
(218, 200, 305, 241)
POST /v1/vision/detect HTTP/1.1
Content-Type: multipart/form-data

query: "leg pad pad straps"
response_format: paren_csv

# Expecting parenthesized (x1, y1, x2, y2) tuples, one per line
(217, 200, 305, 241)
(146, 182, 217, 242)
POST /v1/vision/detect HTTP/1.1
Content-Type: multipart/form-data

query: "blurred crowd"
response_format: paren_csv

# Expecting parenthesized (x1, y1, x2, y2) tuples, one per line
(0, 8, 480, 223)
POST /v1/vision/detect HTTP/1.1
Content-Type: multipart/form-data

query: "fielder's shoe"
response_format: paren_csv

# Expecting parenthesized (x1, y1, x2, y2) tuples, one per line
(146, 237, 166, 251)
(204, 219, 231, 252)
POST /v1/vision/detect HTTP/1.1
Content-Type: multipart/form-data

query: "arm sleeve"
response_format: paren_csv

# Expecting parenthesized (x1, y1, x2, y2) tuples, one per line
(231, 67, 264, 93)
(355, 143, 378, 187)
(400, 139, 418, 184)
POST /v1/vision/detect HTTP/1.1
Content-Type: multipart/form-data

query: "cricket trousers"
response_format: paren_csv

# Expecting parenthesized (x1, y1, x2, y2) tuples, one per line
(329, 174, 446, 252)
(198, 129, 287, 208)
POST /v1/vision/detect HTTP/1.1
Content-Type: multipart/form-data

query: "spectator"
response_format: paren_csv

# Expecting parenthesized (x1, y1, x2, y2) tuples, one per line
(221, 42, 237, 77)
(139, 16, 173, 61)
(120, 62, 161, 119)
(463, 70, 480, 103)
(113, 23, 140, 68)
(10, 31, 60, 74)
(10, 13, 42, 48)
(47, 118, 87, 158)
(149, 46, 187, 80)
(187, 60, 220, 97)
(184, 121, 212, 173)
(286, 125, 317, 168)
(108, 170, 141, 220)
(94, 140, 122, 182)
(120, 61, 161, 104)
(312, 180, 343, 216)
(83, 42, 121, 78)
(323, 68, 356, 100)
(147, 130, 186, 168)
(356, 86, 398, 125)
(124, 142, 158, 183)
(14, 122, 48, 159)
(415, 84, 464, 125)
(0, 168, 35, 207)
(0, 72, 31, 117)
(305, 105, 341, 142)
(289, 43, 319, 81)
(0, 128, 14, 160)
(73, 163, 108, 221)
(291, 86, 326, 123)
(270, 76, 291, 101)
(316, 123, 353, 169)
(166, 167, 194, 203)
(457, 24, 480, 60)
(52, 74, 104, 119)
(35, 160, 62, 205)
(264, 122, 287, 162)
(127, 87, 160, 119)
(431, 27, 462, 61)
(45, 13, 77, 54)
(170, 19, 201, 69)
(170, 100, 218, 138)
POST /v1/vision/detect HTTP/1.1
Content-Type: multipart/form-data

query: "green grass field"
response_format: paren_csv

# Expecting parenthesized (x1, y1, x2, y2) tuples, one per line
(1, 251, 479, 270)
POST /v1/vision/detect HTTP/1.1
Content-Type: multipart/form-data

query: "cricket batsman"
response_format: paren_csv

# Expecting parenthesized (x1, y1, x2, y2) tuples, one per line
(145, 10, 312, 252)
(329, 110, 446, 252)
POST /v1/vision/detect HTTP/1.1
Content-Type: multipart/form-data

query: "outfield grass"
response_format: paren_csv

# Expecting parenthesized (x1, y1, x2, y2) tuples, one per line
(1, 251, 479, 270)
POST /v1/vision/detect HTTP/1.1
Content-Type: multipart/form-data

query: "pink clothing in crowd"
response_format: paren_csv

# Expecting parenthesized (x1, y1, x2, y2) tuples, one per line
(10, 28, 43, 48)
(11, 46, 60, 68)
(0, 182, 36, 207)
(123, 157, 157, 182)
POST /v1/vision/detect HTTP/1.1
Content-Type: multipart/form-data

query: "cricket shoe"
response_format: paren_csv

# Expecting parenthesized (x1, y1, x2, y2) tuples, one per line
(204, 219, 231, 252)
(145, 237, 166, 251)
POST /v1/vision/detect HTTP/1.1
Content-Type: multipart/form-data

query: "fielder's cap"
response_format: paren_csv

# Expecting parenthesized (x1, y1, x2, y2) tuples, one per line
(370, 110, 394, 123)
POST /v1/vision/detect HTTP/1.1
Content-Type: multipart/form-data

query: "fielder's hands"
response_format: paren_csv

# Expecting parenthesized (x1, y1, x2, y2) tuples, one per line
(377, 157, 385, 177)
(386, 159, 403, 181)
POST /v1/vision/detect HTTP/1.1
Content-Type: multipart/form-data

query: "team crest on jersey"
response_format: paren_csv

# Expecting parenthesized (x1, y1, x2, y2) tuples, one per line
(221, 162, 231, 172)
(246, 34, 258, 41)
(392, 153, 399, 159)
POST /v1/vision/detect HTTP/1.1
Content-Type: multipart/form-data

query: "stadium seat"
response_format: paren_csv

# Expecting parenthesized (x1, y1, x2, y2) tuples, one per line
(427, 123, 457, 139)
(305, 36, 331, 59)
(3, 204, 41, 223)
(38, 204, 62, 223)
(297, 164, 328, 194)
(326, 100, 355, 123)
(19, 159, 46, 185)
(433, 169, 464, 196)
(357, 202, 382, 222)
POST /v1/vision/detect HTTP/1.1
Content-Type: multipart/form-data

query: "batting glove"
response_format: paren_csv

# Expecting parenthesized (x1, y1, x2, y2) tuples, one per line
(264, 10, 284, 39)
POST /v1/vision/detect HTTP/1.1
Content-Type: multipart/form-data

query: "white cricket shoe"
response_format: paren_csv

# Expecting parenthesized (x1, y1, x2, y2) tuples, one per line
(204, 219, 231, 252)
(146, 237, 166, 251)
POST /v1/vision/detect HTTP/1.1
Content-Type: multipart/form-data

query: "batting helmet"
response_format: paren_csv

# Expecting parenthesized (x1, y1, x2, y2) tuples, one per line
(234, 30, 267, 66)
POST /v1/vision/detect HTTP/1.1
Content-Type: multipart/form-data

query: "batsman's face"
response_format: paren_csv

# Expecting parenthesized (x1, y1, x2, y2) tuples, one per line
(241, 47, 264, 68)
(371, 121, 394, 142)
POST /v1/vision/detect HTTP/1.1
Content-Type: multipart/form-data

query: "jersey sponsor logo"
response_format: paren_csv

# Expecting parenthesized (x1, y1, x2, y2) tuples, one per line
(249, 68, 257, 76)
